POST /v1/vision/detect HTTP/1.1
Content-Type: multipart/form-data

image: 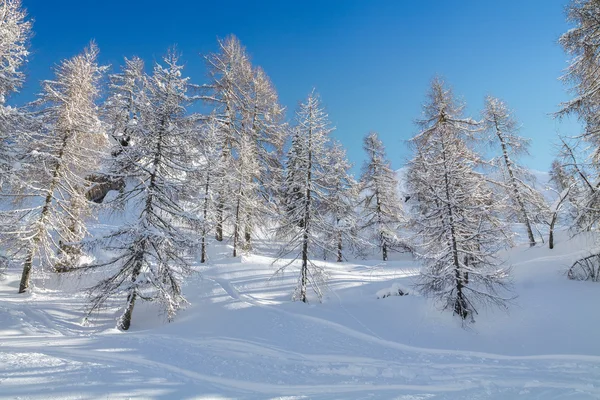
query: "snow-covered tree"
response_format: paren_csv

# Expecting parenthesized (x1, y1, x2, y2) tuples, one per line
(553, 137, 600, 231)
(557, 0, 600, 234)
(193, 115, 225, 263)
(558, 0, 600, 162)
(275, 91, 335, 303)
(204, 35, 252, 243)
(203, 36, 286, 251)
(237, 66, 287, 251)
(407, 79, 512, 322)
(12, 43, 108, 292)
(83, 51, 200, 330)
(483, 96, 548, 246)
(323, 142, 359, 262)
(104, 56, 146, 173)
(231, 126, 260, 257)
(0, 0, 32, 188)
(358, 132, 405, 261)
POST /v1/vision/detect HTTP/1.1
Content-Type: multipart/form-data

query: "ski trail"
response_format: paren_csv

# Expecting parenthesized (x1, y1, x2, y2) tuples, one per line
(0, 342, 480, 396)
(207, 274, 600, 364)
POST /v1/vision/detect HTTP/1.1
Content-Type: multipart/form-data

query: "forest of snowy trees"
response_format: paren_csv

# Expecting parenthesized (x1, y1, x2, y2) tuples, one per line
(1, 0, 600, 330)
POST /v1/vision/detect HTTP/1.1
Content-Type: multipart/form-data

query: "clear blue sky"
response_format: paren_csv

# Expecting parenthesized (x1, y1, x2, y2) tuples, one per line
(16, 0, 580, 174)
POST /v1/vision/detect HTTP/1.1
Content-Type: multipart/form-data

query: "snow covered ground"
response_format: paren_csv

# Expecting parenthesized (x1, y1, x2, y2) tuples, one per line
(1, 230, 600, 399)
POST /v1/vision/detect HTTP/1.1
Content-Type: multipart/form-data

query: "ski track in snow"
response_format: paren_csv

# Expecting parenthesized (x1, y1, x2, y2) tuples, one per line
(1, 237, 600, 399)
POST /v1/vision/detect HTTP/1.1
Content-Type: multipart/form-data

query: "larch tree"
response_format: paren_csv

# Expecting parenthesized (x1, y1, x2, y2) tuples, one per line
(275, 91, 335, 303)
(204, 35, 252, 243)
(323, 142, 359, 262)
(407, 78, 512, 323)
(103, 56, 147, 179)
(559, 0, 600, 162)
(0, 0, 32, 188)
(555, 137, 599, 231)
(483, 96, 548, 246)
(231, 124, 260, 257)
(238, 66, 286, 251)
(12, 43, 107, 293)
(358, 132, 405, 261)
(83, 51, 201, 330)
(194, 115, 225, 263)
(204, 36, 286, 252)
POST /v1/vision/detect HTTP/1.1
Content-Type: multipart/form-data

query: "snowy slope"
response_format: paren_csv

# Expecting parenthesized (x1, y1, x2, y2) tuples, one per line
(1, 230, 600, 399)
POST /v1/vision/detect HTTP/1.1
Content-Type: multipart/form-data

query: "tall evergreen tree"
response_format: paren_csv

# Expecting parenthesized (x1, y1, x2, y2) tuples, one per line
(13, 43, 107, 293)
(407, 79, 512, 322)
(483, 96, 548, 246)
(204, 35, 252, 243)
(0, 0, 32, 188)
(559, 0, 600, 163)
(358, 132, 405, 261)
(323, 142, 359, 262)
(204, 36, 286, 251)
(194, 115, 225, 263)
(275, 91, 335, 303)
(83, 51, 200, 330)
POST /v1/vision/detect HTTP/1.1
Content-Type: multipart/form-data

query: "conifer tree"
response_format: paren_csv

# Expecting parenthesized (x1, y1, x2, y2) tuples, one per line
(323, 142, 359, 262)
(204, 36, 286, 251)
(407, 79, 512, 322)
(275, 91, 335, 302)
(483, 96, 548, 246)
(358, 132, 405, 261)
(559, 0, 600, 162)
(84, 51, 200, 330)
(194, 115, 225, 263)
(14, 43, 107, 293)
(0, 0, 32, 188)
(204, 35, 252, 242)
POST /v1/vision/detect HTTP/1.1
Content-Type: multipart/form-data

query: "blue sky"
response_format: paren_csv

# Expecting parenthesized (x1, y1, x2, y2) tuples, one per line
(16, 0, 580, 173)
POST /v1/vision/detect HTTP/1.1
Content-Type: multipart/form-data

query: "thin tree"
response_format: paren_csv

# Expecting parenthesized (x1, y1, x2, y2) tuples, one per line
(13, 43, 107, 292)
(275, 91, 335, 303)
(194, 115, 225, 263)
(203, 35, 252, 242)
(358, 132, 405, 261)
(407, 78, 512, 322)
(323, 142, 359, 262)
(83, 51, 200, 330)
(483, 96, 548, 246)
(0, 0, 31, 188)
(558, 0, 600, 162)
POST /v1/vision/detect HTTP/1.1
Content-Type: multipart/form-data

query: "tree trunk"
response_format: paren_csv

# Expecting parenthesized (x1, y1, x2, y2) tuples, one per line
(118, 255, 144, 330)
(300, 229, 308, 303)
(118, 290, 137, 331)
(118, 237, 145, 331)
(18, 251, 34, 293)
(215, 201, 224, 242)
(337, 230, 343, 262)
(244, 219, 252, 251)
(549, 212, 557, 250)
(233, 195, 241, 257)
(200, 175, 210, 263)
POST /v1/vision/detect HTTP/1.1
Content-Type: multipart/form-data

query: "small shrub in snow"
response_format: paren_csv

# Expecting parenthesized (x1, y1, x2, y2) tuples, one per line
(377, 283, 409, 299)
(568, 254, 600, 282)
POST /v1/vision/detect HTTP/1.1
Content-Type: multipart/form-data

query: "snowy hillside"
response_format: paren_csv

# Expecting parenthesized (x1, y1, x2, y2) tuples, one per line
(1, 230, 599, 399)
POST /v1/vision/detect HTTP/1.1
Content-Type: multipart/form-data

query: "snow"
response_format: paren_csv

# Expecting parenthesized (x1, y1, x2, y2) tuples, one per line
(1, 231, 599, 399)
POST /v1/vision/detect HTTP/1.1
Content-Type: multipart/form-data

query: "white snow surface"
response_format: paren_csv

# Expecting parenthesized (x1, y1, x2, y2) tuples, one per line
(1, 230, 600, 399)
